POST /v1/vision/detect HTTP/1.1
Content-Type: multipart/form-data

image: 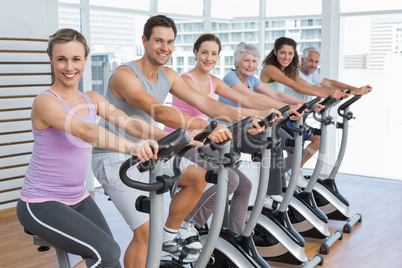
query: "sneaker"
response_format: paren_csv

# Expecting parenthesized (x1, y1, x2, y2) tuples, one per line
(285, 170, 308, 190)
(263, 196, 274, 209)
(162, 238, 199, 263)
(284, 171, 291, 187)
(263, 195, 282, 209)
(296, 171, 310, 189)
(178, 221, 203, 251)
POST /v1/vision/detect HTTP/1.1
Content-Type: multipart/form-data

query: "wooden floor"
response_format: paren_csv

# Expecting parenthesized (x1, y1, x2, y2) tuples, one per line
(1, 172, 402, 268)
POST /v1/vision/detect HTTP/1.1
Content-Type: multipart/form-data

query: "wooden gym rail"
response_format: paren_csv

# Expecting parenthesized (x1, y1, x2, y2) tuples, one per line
(0, 37, 50, 214)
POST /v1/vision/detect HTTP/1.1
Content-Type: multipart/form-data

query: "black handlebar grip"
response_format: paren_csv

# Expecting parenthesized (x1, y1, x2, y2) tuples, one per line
(156, 128, 186, 148)
(120, 127, 186, 176)
(296, 103, 308, 114)
(194, 121, 218, 141)
(319, 95, 333, 106)
(339, 95, 361, 111)
(308, 96, 322, 107)
(228, 116, 253, 133)
(306, 96, 322, 112)
(279, 105, 291, 114)
(258, 105, 291, 127)
(339, 89, 352, 101)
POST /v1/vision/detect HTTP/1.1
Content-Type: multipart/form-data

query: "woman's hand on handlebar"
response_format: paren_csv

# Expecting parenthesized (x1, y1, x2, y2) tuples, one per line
(207, 124, 232, 143)
(333, 89, 346, 100)
(129, 139, 159, 162)
(289, 104, 304, 120)
(187, 130, 205, 149)
(314, 103, 325, 112)
(257, 108, 282, 122)
(249, 118, 265, 135)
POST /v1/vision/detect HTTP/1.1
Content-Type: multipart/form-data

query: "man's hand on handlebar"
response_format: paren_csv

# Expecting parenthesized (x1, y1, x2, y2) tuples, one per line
(351, 85, 372, 96)
(207, 124, 232, 143)
(130, 139, 159, 162)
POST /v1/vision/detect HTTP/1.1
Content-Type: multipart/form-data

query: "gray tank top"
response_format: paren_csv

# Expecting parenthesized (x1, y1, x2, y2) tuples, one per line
(93, 61, 171, 154)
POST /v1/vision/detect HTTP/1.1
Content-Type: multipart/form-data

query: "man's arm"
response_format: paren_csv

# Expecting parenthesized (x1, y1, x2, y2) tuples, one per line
(320, 78, 372, 95)
(110, 66, 208, 131)
(293, 74, 344, 98)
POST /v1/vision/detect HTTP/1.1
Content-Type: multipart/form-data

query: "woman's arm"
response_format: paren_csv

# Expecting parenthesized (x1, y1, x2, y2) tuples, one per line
(219, 73, 303, 116)
(168, 68, 247, 123)
(32, 94, 158, 161)
(214, 77, 282, 110)
(261, 65, 341, 98)
(254, 82, 304, 105)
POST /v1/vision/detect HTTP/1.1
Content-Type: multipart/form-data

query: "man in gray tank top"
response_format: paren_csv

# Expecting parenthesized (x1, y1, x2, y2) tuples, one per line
(91, 15, 266, 267)
(284, 47, 372, 169)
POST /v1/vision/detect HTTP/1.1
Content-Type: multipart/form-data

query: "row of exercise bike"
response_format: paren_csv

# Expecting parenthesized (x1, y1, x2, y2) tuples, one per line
(27, 93, 363, 267)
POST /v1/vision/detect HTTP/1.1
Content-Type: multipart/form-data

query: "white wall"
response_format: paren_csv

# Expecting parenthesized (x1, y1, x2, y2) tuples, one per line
(0, 0, 58, 39)
(0, 0, 59, 212)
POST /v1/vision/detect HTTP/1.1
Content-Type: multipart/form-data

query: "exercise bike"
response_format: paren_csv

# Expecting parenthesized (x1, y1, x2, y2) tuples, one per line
(195, 109, 289, 268)
(249, 100, 324, 267)
(283, 95, 343, 255)
(311, 95, 363, 234)
(120, 122, 217, 268)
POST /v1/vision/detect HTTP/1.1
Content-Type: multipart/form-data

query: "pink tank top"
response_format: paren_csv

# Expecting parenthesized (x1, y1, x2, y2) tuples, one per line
(164, 73, 215, 133)
(20, 89, 96, 203)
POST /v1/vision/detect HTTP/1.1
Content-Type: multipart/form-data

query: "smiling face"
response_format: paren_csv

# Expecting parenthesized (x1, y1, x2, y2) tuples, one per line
(236, 51, 258, 78)
(49, 40, 87, 88)
(301, 51, 320, 75)
(274, 44, 295, 70)
(195, 40, 220, 72)
(143, 26, 175, 66)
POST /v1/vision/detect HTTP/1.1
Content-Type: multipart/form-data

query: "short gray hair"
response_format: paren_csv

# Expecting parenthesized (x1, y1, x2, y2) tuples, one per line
(302, 47, 321, 59)
(233, 42, 260, 66)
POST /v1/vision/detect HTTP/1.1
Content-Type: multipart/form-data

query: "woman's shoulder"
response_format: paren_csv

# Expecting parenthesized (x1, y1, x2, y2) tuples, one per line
(264, 64, 281, 73)
(34, 90, 58, 105)
(223, 70, 239, 82)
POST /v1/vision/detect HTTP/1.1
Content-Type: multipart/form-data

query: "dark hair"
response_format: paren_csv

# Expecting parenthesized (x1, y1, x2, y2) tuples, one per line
(193, 34, 222, 54)
(262, 37, 299, 80)
(47, 28, 90, 58)
(143, 15, 177, 41)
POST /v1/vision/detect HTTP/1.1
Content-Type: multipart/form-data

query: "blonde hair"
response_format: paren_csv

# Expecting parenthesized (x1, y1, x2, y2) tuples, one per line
(47, 28, 90, 58)
(47, 29, 90, 84)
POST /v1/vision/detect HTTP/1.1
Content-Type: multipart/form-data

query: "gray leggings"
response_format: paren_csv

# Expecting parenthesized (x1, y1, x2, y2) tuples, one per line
(17, 197, 121, 268)
(183, 146, 252, 235)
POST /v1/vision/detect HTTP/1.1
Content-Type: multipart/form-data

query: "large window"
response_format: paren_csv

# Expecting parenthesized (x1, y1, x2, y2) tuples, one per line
(340, 0, 402, 13)
(338, 13, 402, 180)
(57, 0, 402, 180)
(89, 0, 149, 10)
(212, 0, 259, 18)
(158, 0, 203, 16)
(266, 0, 321, 17)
